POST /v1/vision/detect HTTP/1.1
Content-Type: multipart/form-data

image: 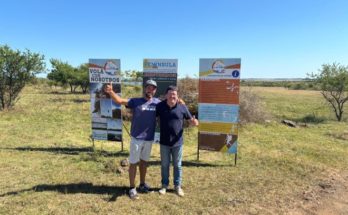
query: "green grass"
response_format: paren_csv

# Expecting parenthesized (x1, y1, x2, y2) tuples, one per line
(251, 87, 337, 122)
(0, 85, 347, 214)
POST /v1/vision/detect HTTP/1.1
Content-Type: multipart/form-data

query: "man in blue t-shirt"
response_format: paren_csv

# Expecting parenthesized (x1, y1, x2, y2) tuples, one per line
(156, 85, 199, 197)
(105, 79, 160, 200)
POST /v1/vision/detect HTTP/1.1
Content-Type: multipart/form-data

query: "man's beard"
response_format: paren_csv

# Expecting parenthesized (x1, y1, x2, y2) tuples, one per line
(145, 92, 154, 99)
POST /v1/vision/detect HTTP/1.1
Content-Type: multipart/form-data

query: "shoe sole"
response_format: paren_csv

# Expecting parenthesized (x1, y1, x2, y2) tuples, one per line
(130, 195, 139, 200)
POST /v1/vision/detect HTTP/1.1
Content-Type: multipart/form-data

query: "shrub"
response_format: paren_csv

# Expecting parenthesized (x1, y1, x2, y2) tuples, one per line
(178, 76, 198, 116)
(239, 88, 271, 124)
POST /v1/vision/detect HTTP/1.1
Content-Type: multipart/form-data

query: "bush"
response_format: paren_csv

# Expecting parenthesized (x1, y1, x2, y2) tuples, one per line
(178, 76, 198, 116)
(239, 88, 271, 124)
(299, 113, 325, 124)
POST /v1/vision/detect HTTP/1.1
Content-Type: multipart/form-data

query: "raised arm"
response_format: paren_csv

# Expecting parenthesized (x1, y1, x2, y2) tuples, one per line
(105, 83, 129, 106)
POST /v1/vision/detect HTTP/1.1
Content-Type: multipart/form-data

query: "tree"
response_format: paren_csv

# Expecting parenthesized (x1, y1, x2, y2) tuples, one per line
(48, 60, 89, 93)
(124, 70, 143, 81)
(75, 63, 89, 93)
(48, 59, 74, 92)
(0, 45, 45, 110)
(310, 63, 348, 121)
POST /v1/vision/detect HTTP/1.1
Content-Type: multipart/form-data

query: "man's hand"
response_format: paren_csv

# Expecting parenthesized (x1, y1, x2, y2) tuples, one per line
(105, 83, 113, 94)
(104, 83, 128, 105)
(190, 115, 199, 126)
(178, 98, 185, 105)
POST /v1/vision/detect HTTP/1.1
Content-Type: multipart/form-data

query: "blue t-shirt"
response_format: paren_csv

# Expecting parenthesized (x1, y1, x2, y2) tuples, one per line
(127, 97, 161, 141)
(156, 100, 192, 147)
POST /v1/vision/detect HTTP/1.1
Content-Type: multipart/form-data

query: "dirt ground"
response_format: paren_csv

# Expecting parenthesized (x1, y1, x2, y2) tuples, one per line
(291, 170, 348, 215)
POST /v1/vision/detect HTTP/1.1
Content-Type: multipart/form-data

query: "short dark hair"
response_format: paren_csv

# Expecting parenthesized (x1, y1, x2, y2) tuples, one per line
(165, 85, 178, 94)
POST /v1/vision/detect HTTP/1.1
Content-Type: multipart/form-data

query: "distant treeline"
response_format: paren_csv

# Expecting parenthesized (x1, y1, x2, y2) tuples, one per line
(240, 79, 320, 90)
(32, 77, 321, 91)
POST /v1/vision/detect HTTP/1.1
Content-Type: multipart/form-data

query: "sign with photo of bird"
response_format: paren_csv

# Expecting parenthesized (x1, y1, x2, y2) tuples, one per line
(89, 59, 122, 141)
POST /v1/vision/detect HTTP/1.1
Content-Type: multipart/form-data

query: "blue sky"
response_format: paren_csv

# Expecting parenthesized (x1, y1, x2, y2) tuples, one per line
(1, 0, 347, 78)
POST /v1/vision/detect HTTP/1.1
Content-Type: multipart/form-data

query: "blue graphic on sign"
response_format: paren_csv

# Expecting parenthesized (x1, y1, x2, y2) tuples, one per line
(198, 104, 239, 123)
(232, 70, 240, 78)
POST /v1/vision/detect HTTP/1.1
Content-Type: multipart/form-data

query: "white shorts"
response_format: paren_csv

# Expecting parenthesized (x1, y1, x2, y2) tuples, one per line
(129, 137, 153, 164)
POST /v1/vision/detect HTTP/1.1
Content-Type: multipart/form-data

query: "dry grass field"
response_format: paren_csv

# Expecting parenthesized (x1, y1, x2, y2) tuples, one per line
(0, 85, 347, 214)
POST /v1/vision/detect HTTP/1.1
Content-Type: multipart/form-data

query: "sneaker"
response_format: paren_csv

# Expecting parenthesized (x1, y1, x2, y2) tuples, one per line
(138, 183, 151, 193)
(159, 186, 167, 195)
(129, 188, 139, 200)
(175, 186, 184, 197)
